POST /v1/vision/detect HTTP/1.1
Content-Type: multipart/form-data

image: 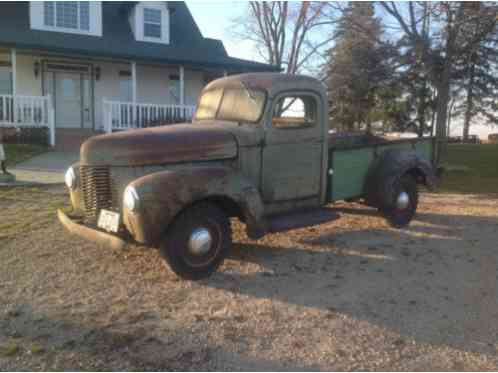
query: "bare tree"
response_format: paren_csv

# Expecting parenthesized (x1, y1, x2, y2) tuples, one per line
(232, 2, 338, 74)
(379, 1, 497, 161)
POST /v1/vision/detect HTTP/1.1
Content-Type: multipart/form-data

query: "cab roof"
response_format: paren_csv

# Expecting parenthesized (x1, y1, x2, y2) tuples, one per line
(205, 73, 326, 98)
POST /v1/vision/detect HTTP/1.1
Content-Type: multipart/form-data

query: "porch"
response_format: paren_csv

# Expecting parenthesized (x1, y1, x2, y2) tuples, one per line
(0, 48, 214, 147)
(0, 94, 197, 147)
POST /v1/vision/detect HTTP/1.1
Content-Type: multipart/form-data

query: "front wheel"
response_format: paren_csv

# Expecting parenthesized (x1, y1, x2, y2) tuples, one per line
(160, 203, 232, 280)
(381, 174, 418, 228)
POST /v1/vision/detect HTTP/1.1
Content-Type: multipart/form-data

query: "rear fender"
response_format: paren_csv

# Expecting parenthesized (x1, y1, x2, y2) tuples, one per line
(364, 149, 437, 208)
(124, 166, 265, 244)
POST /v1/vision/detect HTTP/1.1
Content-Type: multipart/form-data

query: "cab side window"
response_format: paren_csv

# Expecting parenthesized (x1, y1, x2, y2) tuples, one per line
(272, 95, 317, 129)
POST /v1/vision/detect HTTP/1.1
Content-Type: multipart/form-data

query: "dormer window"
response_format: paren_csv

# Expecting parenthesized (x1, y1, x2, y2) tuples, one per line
(143, 8, 162, 39)
(128, 2, 169, 44)
(30, 1, 102, 37)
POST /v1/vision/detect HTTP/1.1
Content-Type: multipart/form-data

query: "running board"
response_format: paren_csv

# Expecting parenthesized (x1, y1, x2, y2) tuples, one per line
(267, 207, 339, 233)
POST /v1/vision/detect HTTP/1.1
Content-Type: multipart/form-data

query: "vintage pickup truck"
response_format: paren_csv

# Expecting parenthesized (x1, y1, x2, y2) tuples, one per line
(59, 73, 437, 280)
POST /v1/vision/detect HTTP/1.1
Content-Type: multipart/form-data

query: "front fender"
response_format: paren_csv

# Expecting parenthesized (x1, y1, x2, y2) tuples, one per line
(364, 149, 437, 208)
(123, 166, 265, 245)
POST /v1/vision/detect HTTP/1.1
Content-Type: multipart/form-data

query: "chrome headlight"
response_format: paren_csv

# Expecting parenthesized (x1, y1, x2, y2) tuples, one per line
(65, 166, 77, 189)
(123, 185, 139, 212)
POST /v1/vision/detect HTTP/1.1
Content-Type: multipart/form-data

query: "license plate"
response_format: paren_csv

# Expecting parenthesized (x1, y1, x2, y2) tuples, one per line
(98, 209, 120, 233)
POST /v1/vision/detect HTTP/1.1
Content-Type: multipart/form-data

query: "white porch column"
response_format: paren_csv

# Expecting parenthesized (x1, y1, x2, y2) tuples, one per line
(47, 95, 55, 146)
(131, 61, 137, 103)
(223, 70, 228, 77)
(179, 65, 185, 105)
(10, 49, 16, 96)
(131, 61, 137, 128)
(11, 49, 17, 123)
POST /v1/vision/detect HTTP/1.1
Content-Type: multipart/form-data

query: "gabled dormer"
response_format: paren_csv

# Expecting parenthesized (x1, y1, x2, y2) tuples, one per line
(128, 2, 170, 45)
(30, 1, 103, 37)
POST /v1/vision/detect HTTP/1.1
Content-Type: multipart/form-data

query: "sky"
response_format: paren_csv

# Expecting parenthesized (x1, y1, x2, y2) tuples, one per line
(185, 1, 260, 62)
(186, 1, 497, 139)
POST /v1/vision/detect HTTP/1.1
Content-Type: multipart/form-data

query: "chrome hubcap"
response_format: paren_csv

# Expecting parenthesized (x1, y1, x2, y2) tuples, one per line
(188, 228, 212, 256)
(396, 191, 410, 210)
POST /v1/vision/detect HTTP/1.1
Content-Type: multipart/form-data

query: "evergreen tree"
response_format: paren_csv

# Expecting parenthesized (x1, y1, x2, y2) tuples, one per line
(453, 3, 498, 139)
(325, 2, 393, 132)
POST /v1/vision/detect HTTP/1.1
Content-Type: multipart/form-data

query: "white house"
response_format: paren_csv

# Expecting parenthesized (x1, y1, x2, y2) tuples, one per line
(0, 1, 276, 148)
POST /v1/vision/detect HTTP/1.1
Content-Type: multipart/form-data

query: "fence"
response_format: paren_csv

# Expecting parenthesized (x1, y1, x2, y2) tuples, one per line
(0, 94, 55, 146)
(103, 100, 196, 133)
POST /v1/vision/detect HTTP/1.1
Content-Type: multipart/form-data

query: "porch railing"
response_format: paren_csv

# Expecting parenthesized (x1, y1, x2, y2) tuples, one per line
(103, 99, 196, 133)
(0, 94, 55, 146)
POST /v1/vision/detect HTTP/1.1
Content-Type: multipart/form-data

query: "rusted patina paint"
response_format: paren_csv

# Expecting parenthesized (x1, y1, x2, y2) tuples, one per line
(80, 123, 238, 167)
(123, 166, 266, 245)
(204, 73, 327, 99)
(60, 72, 440, 254)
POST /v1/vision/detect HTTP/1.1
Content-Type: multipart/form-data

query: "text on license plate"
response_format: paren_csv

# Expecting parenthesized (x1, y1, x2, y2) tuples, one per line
(98, 210, 120, 233)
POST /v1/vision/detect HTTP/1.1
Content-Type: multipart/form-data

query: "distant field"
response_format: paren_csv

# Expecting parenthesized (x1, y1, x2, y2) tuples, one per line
(439, 144, 498, 194)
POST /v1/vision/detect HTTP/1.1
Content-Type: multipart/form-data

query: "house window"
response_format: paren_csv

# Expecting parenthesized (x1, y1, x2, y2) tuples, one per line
(143, 8, 162, 39)
(0, 66, 12, 95)
(44, 2, 90, 31)
(44, 2, 54, 26)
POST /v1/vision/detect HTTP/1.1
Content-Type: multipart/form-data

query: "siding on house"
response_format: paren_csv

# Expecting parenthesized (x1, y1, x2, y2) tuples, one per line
(15, 53, 42, 96)
(0, 1, 278, 140)
(2, 50, 206, 128)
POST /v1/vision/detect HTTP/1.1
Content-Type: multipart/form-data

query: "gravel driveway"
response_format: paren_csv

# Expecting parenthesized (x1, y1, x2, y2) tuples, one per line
(1, 185, 497, 371)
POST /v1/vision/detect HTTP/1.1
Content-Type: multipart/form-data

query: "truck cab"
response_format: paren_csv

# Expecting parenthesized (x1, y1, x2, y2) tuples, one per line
(60, 73, 437, 280)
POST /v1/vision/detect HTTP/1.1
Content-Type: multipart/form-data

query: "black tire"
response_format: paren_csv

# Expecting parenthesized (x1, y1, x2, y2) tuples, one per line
(160, 202, 231, 280)
(381, 174, 418, 228)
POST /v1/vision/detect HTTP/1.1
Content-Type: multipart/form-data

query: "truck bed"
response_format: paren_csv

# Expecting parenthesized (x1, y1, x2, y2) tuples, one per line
(326, 134, 436, 202)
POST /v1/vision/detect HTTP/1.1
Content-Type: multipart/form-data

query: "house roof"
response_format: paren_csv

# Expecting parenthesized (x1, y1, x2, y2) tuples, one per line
(0, 1, 278, 72)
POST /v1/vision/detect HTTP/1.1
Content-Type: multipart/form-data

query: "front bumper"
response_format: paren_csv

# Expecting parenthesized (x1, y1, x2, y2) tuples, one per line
(57, 209, 126, 251)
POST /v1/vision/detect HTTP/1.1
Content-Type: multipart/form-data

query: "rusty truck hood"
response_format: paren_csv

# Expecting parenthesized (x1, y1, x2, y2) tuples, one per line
(80, 123, 238, 166)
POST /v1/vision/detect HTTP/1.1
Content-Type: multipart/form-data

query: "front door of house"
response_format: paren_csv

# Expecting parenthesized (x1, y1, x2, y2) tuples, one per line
(43, 63, 93, 129)
(55, 73, 82, 128)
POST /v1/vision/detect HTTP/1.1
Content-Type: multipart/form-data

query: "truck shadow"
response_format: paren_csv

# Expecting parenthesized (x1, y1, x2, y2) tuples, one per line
(206, 207, 498, 356)
(0, 304, 314, 371)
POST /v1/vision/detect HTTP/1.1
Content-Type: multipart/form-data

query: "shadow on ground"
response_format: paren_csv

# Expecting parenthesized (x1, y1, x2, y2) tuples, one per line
(0, 304, 314, 371)
(206, 205, 498, 356)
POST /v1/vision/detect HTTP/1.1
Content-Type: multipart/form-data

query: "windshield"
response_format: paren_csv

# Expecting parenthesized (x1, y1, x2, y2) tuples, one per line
(195, 87, 266, 123)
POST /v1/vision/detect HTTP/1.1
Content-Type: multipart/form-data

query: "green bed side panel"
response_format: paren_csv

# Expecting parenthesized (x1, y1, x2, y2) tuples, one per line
(328, 139, 434, 202)
(328, 147, 374, 201)
(414, 140, 433, 161)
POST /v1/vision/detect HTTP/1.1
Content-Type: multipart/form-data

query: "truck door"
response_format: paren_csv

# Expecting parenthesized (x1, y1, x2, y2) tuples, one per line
(261, 92, 323, 202)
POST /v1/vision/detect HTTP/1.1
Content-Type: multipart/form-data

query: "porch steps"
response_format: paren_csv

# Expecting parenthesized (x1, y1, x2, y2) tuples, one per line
(55, 129, 103, 152)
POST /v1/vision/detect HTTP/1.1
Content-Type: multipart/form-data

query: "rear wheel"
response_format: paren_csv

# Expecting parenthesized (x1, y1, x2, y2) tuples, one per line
(381, 174, 418, 228)
(160, 203, 231, 280)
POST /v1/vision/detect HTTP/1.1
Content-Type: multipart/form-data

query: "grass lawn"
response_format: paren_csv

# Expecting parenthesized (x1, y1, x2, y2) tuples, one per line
(439, 144, 498, 194)
(3, 144, 48, 167)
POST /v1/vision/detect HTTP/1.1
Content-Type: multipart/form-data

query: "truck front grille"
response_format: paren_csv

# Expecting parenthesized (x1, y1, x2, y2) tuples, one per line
(80, 165, 114, 220)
